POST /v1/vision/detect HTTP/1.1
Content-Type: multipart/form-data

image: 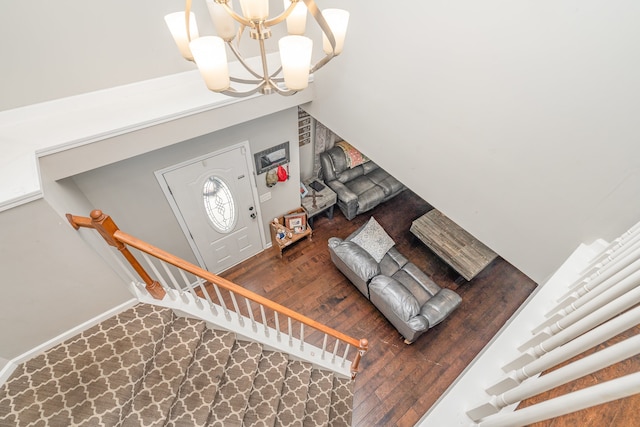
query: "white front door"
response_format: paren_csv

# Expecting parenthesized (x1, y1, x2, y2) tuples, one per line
(157, 143, 264, 273)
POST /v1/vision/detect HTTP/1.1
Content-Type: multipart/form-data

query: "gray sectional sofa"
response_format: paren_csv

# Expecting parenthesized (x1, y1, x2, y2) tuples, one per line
(320, 144, 405, 220)
(329, 217, 462, 343)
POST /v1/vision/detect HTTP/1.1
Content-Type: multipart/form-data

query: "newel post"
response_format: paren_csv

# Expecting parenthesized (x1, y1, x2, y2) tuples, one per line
(350, 338, 369, 379)
(89, 210, 166, 300)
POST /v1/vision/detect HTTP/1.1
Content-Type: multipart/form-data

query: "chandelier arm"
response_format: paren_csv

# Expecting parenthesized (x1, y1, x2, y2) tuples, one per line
(270, 67, 284, 81)
(229, 76, 264, 84)
(185, 0, 194, 44)
(218, 85, 265, 98)
(268, 84, 299, 96)
(303, 0, 337, 52)
(264, 0, 299, 28)
(226, 41, 263, 80)
(310, 53, 335, 74)
(217, 0, 252, 27)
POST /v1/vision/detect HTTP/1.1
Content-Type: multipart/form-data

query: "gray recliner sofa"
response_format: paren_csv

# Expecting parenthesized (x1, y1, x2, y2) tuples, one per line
(328, 218, 462, 343)
(320, 145, 405, 220)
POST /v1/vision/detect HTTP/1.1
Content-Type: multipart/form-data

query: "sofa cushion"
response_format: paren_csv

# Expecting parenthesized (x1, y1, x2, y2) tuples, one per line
(391, 268, 434, 307)
(369, 275, 420, 322)
(351, 217, 395, 262)
(367, 168, 405, 197)
(355, 185, 387, 214)
(401, 262, 442, 296)
(344, 174, 376, 194)
(331, 240, 381, 283)
(337, 165, 365, 184)
(379, 247, 409, 277)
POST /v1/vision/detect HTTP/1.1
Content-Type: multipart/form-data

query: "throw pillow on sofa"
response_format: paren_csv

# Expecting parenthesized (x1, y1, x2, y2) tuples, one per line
(350, 217, 395, 262)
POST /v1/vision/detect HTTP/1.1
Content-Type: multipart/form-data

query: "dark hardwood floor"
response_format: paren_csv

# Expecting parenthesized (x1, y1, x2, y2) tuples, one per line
(220, 189, 538, 426)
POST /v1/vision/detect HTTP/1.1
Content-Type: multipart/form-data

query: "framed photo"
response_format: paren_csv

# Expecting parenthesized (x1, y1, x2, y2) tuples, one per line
(285, 212, 307, 233)
(300, 182, 309, 198)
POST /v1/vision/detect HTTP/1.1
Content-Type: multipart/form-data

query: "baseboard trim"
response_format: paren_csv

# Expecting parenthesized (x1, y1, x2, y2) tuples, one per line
(0, 298, 138, 385)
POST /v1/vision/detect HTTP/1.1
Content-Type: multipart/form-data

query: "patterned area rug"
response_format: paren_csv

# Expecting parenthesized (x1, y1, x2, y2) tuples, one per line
(0, 303, 354, 426)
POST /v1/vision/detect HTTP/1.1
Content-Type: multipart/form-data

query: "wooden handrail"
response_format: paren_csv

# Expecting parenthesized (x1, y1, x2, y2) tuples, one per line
(114, 229, 366, 350)
(66, 210, 369, 376)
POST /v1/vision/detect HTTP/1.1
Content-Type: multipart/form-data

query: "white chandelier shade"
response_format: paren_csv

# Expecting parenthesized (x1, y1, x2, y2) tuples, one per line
(165, 0, 349, 97)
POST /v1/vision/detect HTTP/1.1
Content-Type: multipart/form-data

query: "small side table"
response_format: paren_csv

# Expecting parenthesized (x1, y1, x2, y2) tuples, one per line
(270, 208, 313, 258)
(301, 180, 337, 228)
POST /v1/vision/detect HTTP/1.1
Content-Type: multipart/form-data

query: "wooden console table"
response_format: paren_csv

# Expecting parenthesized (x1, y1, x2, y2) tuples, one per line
(410, 209, 497, 281)
(269, 208, 312, 258)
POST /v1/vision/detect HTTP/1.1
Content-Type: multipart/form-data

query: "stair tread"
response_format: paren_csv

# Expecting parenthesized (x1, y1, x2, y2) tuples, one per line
(0, 303, 356, 427)
(164, 328, 236, 427)
(207, 340, 263, 426)
(121, 316, 206, 427)
(242, 350, 290, 427)
(303, 369, 334, 427)
(275, 360, 313, 427)
(329, 376, 354, 427)
(0, 303, 174, 427)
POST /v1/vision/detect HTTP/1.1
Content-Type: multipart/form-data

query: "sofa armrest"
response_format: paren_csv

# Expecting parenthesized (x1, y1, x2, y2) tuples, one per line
(419, 289, 462, 328)
(327, 180, 358, 205)
(328, 180, 359, 220)
(369, 276, 429, 342)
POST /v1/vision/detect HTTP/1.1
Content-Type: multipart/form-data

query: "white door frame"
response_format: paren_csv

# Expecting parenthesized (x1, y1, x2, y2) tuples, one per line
(154, 141, 267, 270)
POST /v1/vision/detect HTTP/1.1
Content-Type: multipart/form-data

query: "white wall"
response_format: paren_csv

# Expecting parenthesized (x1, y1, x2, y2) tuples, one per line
(0, 199, 131, 360)
(71, 109, 301, 262)
(0, 0, 282, 111)
(304, 0, 640, 283)
(2, 1, 639, 291)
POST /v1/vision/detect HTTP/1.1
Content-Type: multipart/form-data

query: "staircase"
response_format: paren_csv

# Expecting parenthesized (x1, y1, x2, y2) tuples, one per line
(0, 303, 354, 426)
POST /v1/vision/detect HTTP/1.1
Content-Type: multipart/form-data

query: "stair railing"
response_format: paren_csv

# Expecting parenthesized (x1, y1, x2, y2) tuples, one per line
(67, 209, 368, 378)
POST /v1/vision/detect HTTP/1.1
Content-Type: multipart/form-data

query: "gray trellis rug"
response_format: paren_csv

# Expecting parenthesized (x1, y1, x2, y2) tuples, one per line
(0, 303, 353, 426)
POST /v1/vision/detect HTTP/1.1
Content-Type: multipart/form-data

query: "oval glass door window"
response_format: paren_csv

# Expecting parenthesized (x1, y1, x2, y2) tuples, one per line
(203, 176, 237, 233)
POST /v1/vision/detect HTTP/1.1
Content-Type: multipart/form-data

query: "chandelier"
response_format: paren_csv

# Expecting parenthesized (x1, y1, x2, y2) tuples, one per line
(165, 0, 349, 97)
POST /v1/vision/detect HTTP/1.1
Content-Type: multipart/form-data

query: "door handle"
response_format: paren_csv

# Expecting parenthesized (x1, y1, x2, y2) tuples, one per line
(249, 206, 256, 219)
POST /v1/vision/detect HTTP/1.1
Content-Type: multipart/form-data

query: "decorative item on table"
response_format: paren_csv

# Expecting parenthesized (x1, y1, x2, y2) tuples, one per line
(284, 211, 307, 233)
(272, 217, 286, 239)
(300, 182, 308, 198)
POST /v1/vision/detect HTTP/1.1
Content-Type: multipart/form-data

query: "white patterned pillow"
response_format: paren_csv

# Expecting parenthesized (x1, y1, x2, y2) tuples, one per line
(350, 217, 395, 263)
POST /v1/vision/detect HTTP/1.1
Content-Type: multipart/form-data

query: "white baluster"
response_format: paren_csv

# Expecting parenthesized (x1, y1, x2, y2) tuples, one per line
(179, 269, 205, 310)
(228, 290, 243, 326)
(274, 311, 281, 341)
(477, 372, 640, 427)
(244, 297, 256, 331)
(321, 334, 328, 360)
(503, 283, 640, 372)
(487, 305, 640, 394)
(523, 265, 640, 348)
(558, 240, 640, 302)
(212, 283, 231, 320)
(259, 304, 269, 337)
(141, 253, 176, 300)
(341, 343, 350, 367)
(468, 334, 640, 420)
(161, 261, 189, 303)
